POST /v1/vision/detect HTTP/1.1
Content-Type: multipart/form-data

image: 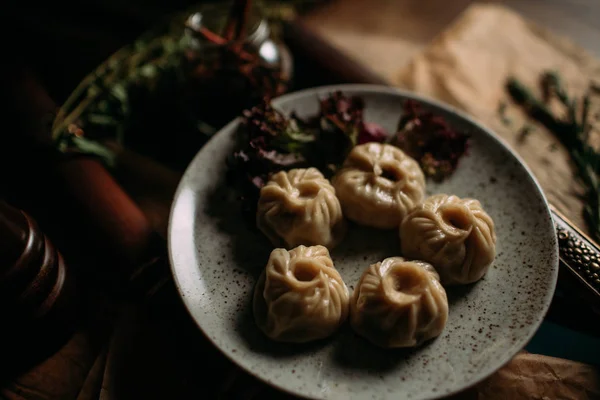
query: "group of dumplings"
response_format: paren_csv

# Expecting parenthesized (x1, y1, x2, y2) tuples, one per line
(253, 142, 497, 348)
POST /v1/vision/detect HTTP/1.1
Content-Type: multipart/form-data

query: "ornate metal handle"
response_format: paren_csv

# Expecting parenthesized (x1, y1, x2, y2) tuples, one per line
(551, 205, 600, 301)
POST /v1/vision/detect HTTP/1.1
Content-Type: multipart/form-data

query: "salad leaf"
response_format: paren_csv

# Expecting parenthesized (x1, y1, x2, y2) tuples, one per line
(390, 99, 470, 182)
(227, 92, 390, 218)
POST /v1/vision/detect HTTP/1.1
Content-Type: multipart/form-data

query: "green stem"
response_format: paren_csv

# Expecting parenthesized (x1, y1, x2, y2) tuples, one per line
(506, 78, 574, 146)
(507, 74, 600, 241)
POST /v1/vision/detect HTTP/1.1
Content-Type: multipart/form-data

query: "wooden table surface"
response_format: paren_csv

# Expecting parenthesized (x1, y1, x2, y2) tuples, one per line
(302, 0, 600, 84)
(5, 0, 599, 101)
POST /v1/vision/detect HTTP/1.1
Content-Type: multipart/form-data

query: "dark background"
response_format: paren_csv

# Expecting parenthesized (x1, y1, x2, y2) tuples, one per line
(4, 1, 205, 102)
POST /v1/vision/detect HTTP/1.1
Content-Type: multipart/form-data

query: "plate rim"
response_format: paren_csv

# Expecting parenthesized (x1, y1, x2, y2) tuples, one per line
(167, 83, 559, 400)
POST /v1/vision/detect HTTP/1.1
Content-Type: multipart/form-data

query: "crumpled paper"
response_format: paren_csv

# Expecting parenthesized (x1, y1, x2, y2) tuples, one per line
(396, 3, 600, 233)
(473, 352, 600, 400)
(396, 4, 600, 399)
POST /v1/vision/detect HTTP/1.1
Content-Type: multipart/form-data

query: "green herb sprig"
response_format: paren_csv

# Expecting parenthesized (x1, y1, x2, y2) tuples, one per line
(51, 0, 321, 167)
(506, 71, 600, 240)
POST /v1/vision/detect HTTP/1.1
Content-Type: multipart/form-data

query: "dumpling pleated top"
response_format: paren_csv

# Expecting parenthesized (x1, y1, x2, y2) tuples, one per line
(257, 168, 347, 249)
(253, 245, 350, 343)
(400, 194, 497, 285)
(333, 143, 425, 229)
(350, 257, 448, 348)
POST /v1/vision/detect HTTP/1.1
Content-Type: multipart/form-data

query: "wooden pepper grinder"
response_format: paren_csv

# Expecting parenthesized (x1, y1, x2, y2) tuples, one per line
(0, 199, 75, 356)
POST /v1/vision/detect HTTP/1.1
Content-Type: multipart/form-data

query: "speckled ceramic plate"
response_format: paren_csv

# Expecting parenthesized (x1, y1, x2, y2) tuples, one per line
(168, 85, 558, 400)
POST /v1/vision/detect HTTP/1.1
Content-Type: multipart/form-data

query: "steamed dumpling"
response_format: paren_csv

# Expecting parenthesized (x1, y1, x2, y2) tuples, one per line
(257, 168, 347, 249)
(253, 245, 350, 343)
(350, 257, 448, 348)
(332, 143, 425, 229)
(400, 194, 496, 285)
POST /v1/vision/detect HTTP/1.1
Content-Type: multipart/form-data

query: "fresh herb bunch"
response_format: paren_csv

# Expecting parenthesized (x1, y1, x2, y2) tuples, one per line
(294, 91, 388, 170)
(388, 100, 470, 182)
(52, 0, 307, 170)
(317, 91, 389, 144)
(506, 71, 600, 240)
(227, 91, 388, 216)
(52, 15, 192, 166)
(227, 100, 308, 201)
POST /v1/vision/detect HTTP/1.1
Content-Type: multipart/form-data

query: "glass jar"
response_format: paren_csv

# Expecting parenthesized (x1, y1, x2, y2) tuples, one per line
(181, 2, 293, 127)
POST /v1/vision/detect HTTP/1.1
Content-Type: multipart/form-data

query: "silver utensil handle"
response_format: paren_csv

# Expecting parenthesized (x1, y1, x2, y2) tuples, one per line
(551, 206, 600, 301)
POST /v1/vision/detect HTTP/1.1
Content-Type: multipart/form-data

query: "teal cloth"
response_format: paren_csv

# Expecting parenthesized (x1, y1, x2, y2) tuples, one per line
(527, 321, 600, 366)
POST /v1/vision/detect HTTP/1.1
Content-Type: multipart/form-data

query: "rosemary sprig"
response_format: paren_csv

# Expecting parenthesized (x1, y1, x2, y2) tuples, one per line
(506, 72, 600, 240)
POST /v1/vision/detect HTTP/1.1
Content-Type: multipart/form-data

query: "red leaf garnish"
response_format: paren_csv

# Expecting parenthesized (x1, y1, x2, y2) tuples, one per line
(359, 122, 387, 144)
(391, 99, 469, 181)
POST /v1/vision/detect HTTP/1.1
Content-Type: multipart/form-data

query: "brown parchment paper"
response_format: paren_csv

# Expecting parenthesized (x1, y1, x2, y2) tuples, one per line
(395, 4, 600, 399)
(396, 3, 600, 232)
(474, 352, 600, 400)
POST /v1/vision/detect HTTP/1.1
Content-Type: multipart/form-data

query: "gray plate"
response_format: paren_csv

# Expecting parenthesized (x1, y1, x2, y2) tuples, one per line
(168, 85, 558, 400)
